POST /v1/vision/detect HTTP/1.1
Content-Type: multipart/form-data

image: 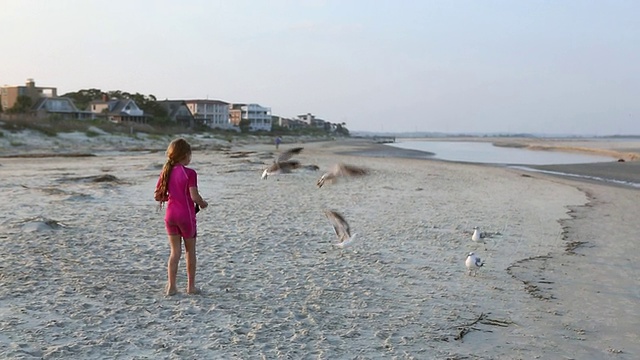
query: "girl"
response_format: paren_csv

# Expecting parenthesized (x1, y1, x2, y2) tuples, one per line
(155, 138, 208, 296)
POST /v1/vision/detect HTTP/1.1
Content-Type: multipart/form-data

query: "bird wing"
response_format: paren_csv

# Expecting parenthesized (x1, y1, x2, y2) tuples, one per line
(316, 172, 332, 188)
(325, 210, 351, 240)
(276, 147, 304, 163)
(337, 163, 369, 177)
(266, 162, 281, 172)
(277, 160, 301, 173)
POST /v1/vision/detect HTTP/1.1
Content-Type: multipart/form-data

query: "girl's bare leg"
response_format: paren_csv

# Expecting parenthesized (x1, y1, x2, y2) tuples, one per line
(184, 237, 198, 294)
(166, 235, 182, 296)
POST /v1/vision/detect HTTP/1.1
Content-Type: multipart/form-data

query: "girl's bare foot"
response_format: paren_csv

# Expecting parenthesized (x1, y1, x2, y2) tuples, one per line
(165, 284, 177, 296)
(186, 287, 201, 295)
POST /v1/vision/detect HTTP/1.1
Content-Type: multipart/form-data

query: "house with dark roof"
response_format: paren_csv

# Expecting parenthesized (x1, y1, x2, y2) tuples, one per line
(157, 100, 195, 128)
(31, 97, 93, 120)
(88, 98, 146, 123)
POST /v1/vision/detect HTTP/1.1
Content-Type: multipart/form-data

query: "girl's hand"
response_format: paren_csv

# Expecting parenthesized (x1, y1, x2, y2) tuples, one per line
(200, 201, 209, 209)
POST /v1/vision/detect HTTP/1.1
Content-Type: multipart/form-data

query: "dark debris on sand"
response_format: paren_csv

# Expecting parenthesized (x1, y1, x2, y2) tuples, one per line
(56, 174, 123, 184)
(0, 153, 96, 158)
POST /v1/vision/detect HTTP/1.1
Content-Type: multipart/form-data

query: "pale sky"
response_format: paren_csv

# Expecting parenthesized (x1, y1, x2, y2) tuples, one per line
(2, 0, 639, 135)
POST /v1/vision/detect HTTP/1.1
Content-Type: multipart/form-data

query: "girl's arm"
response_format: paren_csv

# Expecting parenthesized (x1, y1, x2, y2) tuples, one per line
(189, 187, 208, 209)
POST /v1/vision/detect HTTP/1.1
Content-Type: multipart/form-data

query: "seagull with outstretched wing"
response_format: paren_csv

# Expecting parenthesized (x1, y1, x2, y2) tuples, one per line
(261, 147, 304, 179)
(317, 163, 369, 188)
(324, 210, 358, 248)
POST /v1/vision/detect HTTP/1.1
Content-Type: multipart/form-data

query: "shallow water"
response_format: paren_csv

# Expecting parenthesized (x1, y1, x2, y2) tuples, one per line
(387, 140, 614, 165)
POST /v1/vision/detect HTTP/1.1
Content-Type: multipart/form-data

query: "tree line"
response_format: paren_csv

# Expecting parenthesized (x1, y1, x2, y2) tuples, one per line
(62, 89, 168, 118)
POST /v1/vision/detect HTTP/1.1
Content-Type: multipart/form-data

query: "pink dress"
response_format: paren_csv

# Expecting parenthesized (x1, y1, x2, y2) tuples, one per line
(158, 164, 198, 238)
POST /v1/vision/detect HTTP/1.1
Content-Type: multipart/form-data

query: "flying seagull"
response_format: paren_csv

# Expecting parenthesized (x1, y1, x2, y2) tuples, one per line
(261, 147, 304, 179)
(317, 163, 369, 188)
(324, 210, 358, 248)
(465, 252, 484, 276)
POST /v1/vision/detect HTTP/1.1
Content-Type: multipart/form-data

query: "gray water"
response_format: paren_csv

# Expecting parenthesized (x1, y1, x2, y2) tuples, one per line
(386, 140, 613, 165)
(386, 140, 640, 188)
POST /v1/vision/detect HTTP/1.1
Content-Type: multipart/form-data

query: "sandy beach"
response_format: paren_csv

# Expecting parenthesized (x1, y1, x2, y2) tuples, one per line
(0, 134, 639, 359)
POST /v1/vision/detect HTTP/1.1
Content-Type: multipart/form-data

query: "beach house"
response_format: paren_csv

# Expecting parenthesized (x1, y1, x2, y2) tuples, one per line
(88, 96, 147, 123)
(273, 116, 306, 130)
(157, 100, 196, 128)
(1, 79, 93, 119)
(230, 103, 272, 131)
(1, 79, 56, 112)
(31, 97, 93, 120)
(184, 99, 231, 130)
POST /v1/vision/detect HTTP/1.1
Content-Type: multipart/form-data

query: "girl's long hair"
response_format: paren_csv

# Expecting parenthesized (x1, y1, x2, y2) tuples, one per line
(155, 138, 191, 207)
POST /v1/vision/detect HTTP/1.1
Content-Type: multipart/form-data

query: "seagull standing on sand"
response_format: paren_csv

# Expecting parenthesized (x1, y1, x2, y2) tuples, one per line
(261, 147, 304, 180)
(316, 163, 369, 188)
(472, 226, 486, 250)
(324, 210, 358, 248)
(465, 252, 484, 276)
(472, 227, 482, 243)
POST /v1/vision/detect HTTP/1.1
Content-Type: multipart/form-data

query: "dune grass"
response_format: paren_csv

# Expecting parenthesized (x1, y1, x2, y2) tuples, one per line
(0, 115, 199, 137)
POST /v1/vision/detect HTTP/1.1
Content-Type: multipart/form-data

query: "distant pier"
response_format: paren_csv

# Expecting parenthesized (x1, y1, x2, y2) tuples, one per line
(372, 136, 396, 143)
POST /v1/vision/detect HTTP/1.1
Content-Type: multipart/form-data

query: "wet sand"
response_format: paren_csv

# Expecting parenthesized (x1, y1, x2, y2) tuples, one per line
(526, 161, 640, 189)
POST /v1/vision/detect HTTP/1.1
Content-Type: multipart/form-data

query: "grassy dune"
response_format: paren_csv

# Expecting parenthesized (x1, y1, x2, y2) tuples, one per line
(0, 115, 196, 137)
